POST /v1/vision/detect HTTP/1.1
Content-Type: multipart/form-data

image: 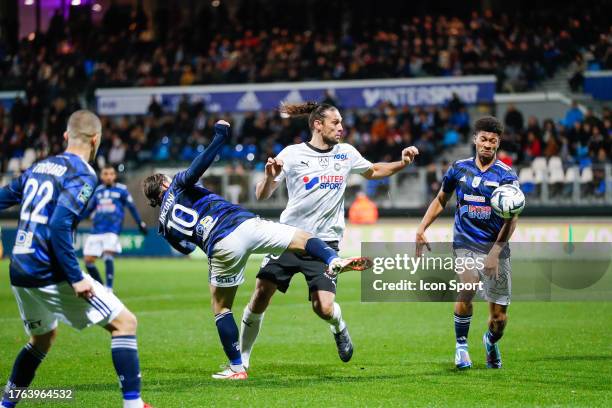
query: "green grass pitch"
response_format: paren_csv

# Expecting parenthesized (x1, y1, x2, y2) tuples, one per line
(1, 258, 611, 407)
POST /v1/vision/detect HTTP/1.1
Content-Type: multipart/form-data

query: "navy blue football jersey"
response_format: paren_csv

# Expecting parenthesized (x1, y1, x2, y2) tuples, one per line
(2, 153, 97, 286)
(158, 169, 255, 257)
(442, 157, 519, 254)
(83, 183, 142, 235)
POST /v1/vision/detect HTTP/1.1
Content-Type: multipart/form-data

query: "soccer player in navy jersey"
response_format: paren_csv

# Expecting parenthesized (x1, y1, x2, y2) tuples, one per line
(416, 116, 520, 370)
(82, 165, 148, 291)
(143, 120, 371, 380)
(0, 110, 151, 408)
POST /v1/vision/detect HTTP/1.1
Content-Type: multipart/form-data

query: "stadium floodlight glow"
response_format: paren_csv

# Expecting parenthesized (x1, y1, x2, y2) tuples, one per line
(92, 3, 102, 12)
(24, 0, 34, 6)
(211, 0, 221, 7)
(71, 0, 81, 6)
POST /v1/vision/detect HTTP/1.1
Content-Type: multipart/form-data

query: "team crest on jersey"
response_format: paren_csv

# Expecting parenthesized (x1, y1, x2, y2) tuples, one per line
(318, 157, 329, 168)
(471, 176, 482, 188)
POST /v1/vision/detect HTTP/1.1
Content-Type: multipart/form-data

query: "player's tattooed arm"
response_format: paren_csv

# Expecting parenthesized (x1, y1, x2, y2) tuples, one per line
(361, 146, 419, 180)
(255, 157, 283, 200)
(178, 120, 231, 186)
(415, 189, 451, 256)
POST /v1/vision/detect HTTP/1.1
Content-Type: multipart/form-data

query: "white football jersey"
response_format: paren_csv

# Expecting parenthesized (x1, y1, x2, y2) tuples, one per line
(274, 142, 373, 241)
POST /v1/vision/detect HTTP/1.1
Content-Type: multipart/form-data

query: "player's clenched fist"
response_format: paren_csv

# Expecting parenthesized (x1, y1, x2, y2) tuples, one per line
(401, 146, 419, 165)
(264, 157, 284, 179)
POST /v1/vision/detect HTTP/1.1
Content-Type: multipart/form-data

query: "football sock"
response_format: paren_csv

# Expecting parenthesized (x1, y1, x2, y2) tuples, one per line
(215, 311, 243, 370)
(110, 336, 143, 408)
(454, 313, 472, 345)
(305, 238, 338, 265)
(327, 302, 346, 334)
(486, 329, 503, 344)
(1, 343, 46, 408)
(86, 262, 103, 284)
(103, 254, 115, 289)
(240, 306, 264, 368)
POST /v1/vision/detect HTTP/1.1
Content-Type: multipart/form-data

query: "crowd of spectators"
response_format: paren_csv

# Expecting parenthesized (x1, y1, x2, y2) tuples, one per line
(2, 88, 609, 180)
(0, 92, 472, 173)
(500, 102, 611, 168)
(1, 1, 610, 106)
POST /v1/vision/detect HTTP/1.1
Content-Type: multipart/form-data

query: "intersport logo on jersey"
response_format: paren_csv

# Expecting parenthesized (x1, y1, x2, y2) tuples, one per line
(303, 175, 345, 190)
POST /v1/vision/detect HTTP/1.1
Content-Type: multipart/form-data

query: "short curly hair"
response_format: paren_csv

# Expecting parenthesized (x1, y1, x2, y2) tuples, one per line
(473, 116, 504, 137)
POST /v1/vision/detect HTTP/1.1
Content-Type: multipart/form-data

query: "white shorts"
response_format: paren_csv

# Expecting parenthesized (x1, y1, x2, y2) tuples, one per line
(12, 274, 125, 336)
(83, 233, 122, 257)
(454, 248, 512, 306)
(209, 218, 297, 287)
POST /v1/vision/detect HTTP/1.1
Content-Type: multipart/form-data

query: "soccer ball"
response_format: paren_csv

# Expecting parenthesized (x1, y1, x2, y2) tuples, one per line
(490, 184, 525, 219)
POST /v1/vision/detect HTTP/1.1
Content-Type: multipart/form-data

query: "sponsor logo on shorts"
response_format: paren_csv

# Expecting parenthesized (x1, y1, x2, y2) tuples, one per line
(24, 320, 42, 330)
(213, 275, 239, 284)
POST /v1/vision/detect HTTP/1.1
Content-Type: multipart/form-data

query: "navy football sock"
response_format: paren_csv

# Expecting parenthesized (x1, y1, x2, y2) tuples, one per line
(486, 329, 503, 344)
(86, 262, 103, 284)
(103, 255, 115, 289)
(215, 311, 242, 366)
(1, 343, 46, 407)
(111, 336, 142, 403)
(454, 313, 472, 345)
(305, 238, 338, 265)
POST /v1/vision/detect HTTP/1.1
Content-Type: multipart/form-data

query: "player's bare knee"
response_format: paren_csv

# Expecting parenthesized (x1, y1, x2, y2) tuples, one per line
(31, 329, 57, 353)
(491, 311, 507, 326)
(288, 229, 312, 251)
(84, 255, 96, 264)
(107, 309, 138, 335)
(312, 299, 333, 320)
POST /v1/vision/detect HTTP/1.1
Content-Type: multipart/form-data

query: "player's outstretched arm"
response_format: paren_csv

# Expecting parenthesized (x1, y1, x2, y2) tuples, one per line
(255, 157, 283, 200)
(125, 192, 147, 235)
(361, 146, 419, 180)
(416, 189, 451, 256)
(177, 120, 231, 187)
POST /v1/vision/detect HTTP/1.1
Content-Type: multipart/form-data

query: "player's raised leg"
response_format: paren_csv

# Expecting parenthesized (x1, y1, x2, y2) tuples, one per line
(240, 279, 277, 370)
(1, 330, 56, 408)
(210, 285, 247, 380)
(483, 302, 507, 369)
(288, 229, 372, 276)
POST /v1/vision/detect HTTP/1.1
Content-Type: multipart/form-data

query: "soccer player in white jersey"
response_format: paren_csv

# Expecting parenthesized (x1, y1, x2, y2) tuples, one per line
(239, 102, 419, 368)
